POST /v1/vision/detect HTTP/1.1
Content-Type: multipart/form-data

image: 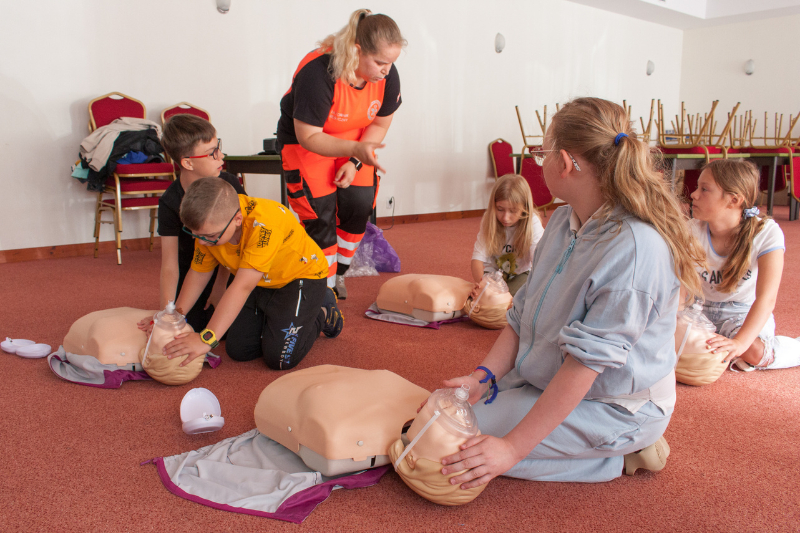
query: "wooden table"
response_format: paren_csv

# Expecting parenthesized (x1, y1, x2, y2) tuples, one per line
(223, 155, 286, 206)
(661, 152, 797, 216)
(512, 151, 797, 217)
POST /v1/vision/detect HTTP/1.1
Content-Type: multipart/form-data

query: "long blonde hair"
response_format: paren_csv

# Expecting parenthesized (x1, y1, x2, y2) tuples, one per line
(550, 98, 705, 301)
(703, 159, 767, 293)
(318, 9, 406, 85)
(479, 174, 540, 264)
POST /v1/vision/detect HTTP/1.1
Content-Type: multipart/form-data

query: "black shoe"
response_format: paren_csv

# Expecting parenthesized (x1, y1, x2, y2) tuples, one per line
(322, 288, 344, 338)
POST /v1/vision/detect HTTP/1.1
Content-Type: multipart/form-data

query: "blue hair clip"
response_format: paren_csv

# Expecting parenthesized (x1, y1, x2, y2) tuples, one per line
(743, 206, 760, 219)
(614, 132, 628, 146)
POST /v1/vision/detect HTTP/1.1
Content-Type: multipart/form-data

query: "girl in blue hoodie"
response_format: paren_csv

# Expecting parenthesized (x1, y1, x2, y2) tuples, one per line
(439, 98, 705, 486)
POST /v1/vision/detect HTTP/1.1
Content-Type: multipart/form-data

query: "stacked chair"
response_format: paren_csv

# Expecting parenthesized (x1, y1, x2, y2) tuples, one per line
(89, 92, 176, 264)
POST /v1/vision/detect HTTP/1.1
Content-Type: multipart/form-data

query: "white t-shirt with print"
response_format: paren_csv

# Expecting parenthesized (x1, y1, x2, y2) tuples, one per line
(692, 218, 785, 304)
(472, 216, 545, 279)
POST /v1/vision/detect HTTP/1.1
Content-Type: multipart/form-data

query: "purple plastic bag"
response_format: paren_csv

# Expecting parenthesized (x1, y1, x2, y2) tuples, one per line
(366, 222, 401, 272)
(345, 222, 401, 277)
(365, 222, 401, 272)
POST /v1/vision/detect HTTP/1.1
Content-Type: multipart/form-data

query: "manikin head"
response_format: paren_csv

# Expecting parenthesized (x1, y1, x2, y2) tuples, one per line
(161, 114, 224, 179)
(319, 9, 405, 86)
(463, 273, 513, 329)
(674, 310, 728, 386)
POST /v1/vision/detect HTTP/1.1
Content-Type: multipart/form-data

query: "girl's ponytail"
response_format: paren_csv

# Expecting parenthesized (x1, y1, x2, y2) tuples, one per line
(551, 98, 706, 303)
(318, 9, 405, 85)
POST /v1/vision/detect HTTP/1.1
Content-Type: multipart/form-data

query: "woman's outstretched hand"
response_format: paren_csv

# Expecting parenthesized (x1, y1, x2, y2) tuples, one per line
(352, 142, 386, 173)
(440, 434, 522, 489)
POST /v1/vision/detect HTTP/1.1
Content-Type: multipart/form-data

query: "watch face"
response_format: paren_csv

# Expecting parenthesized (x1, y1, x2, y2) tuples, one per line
(202, 331, 214, 341)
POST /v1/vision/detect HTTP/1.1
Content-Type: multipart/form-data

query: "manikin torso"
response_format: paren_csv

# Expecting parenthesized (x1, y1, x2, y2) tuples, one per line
(376, 274, 474, 322)
(61, 306, 203, 385)
(254, 365, 430, 477)
(63, 307, 156, 366)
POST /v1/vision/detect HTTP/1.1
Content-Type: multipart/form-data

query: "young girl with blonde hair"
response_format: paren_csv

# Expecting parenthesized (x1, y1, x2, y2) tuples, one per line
(690, 159, 799, 371)
(277, 9, 406, 299)
(471, 174, 544, 296)
(437, 97, 705, 487)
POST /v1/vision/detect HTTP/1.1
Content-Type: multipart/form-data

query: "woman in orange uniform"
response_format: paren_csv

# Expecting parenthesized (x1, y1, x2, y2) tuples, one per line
(276, 8, 404, 299)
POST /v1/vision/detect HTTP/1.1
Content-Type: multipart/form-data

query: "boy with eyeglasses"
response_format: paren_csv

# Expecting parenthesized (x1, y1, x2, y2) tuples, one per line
(153, 114, 246, 332)
(161, 177, 342, 370)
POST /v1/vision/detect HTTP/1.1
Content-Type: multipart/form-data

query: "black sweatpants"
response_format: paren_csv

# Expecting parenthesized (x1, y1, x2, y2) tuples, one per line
(225, 278, 327, 370)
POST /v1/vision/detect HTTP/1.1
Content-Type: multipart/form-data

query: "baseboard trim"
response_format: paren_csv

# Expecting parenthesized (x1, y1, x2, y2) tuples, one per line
(375, 208, 485, 226)
(0, 238, 161, 264)
(0, 209, 485, 264)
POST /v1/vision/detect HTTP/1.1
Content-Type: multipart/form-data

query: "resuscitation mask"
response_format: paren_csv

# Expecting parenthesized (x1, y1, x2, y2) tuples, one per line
(388, 385, 488, 506)
(674, 304, 728, 386)
(141, 301, 203, 385)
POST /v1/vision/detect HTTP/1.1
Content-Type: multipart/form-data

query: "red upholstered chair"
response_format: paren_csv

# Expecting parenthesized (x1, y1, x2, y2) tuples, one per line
(489, 138, 515, 178)
(520, 156, 555, 214)
(161, 101, 210, 125)
(88, 92, 175, 264)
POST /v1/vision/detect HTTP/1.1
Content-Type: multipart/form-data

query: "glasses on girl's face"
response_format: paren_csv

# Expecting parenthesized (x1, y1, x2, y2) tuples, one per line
(529, 148, 581, 172)
(183, 139, 222, 161)
(182, 208, 239, 245)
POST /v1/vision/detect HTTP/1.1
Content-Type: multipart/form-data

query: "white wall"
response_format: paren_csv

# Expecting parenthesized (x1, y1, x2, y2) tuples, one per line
(0, 0, 684, 251)
(679, 14, 800, 140)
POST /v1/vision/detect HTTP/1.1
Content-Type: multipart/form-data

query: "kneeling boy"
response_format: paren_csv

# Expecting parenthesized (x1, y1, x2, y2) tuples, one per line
(164, 178, 342, 370)
(157, 114, 246, 331)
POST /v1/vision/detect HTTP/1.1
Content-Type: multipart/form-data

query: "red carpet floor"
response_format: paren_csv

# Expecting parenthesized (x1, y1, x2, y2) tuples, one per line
(1, 207, 799, 532)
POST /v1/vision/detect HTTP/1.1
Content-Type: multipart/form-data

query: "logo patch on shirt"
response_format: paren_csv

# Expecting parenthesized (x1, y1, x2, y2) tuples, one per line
(257, 227, 272, 248)
(367, 100, 381, 120)
(245, 200, 257, 214)
(193, 249, 205, 265)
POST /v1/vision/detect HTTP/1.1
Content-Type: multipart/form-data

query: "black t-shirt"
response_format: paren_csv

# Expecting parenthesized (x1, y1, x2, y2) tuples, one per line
(157, 172, 246, 275)
(277, 52, 402, 146)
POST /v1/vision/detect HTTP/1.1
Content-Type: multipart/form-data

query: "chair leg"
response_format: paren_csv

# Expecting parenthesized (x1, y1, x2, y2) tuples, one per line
(94, 194, 103, 258)
(112, 206, 122, 265)
(790, 196, 799, 221)
(149, 207, 157, 252)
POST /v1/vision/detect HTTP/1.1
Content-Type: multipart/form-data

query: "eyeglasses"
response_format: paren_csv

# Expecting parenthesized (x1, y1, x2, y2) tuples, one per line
(183, 139, 222, 161)
(182, 208, 239, 245)
(529, 149, 582, 172)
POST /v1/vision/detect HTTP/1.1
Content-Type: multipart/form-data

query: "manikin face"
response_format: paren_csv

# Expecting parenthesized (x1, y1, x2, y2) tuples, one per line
(690, 169, 740, 221)
(355, 42, 402, 84)
(495, 200, 522, 227)
(182, 138, 224, 178)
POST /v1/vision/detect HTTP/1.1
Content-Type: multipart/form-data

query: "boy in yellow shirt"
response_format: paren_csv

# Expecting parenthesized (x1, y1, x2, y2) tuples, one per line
(163, 178, 342, 370)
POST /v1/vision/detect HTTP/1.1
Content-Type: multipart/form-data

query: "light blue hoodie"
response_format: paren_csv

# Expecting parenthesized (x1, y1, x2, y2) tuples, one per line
(508, 205, 679, 401)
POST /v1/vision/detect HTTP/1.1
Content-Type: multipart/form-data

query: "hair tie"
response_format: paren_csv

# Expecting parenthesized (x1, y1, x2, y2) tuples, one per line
(614, 132, 628, 146)
(743, 206, 760, 219)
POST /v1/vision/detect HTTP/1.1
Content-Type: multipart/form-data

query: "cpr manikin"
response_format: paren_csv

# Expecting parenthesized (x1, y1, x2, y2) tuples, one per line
(60, 306, 204, 385)
(375, 273, 512, 329)
(462, 271, 513, 330)
(63, 307, 156, 367)
(376, 274, 473, 322)
(141, 302, 203, 386)
(674, 306, 728, 386)
(255, 365, 430, 477)
(388, 385, 487, 506)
